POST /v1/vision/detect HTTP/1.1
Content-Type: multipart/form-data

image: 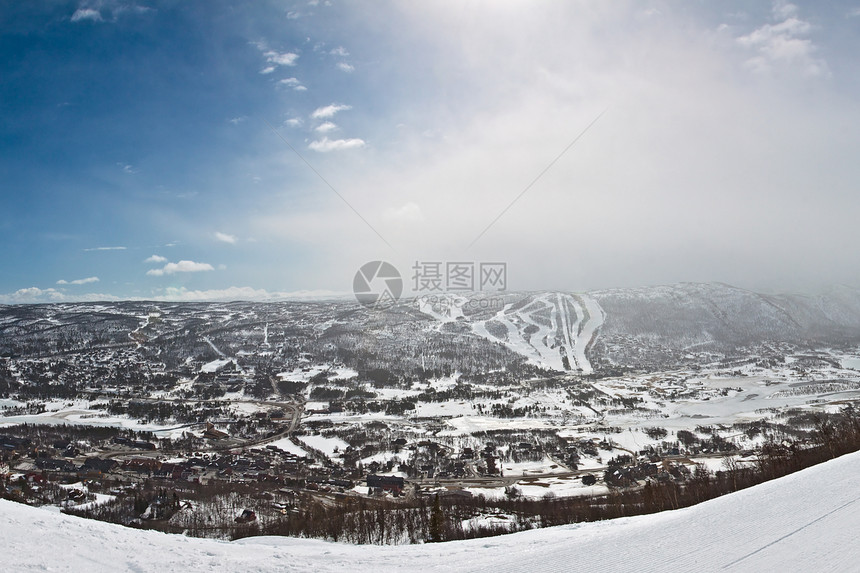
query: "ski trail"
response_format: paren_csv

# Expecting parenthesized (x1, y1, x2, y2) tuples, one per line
(465, 293, 605, 373)
(203, 336, 226, 358)
(572, 294, 604, 375)
(555, 293, 571, 360)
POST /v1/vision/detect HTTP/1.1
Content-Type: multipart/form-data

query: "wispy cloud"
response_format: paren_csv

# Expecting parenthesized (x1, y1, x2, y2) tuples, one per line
(285, 118, 303, 128)
(70, 2, 152, 24)
(253, 41, 299, 73)
(737, 2, 828, 77)
(277, 77, 307, 91)
(310, 103, 352, 119)
(262, 49, 298, 69)
(144, 254, 167, 263)
(57, 276, 100, 285)
(84, 246, 126, 252)
(71, 8, 102, 22)
(214, 231, 237, 244)
(146, 260, 215, 276)
(384, 202, 424, 223)
(0, 287, 119, 304)
(330, 46, 349, 57)
(117, 162, 138, 174)
(315, 121, 337, 133)
(308, 137, 366, 152)
(336, 62, 355, 73)
(151, 286, 346, 302)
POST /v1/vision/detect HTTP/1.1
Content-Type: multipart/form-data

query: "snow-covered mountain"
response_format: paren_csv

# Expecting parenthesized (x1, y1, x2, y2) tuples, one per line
(588, 282, 860, 369)
(4, 282, 860, 376)
(415, 283, 860, 373)
(463, 292, 604, 374)
(5, 450, 860, 572)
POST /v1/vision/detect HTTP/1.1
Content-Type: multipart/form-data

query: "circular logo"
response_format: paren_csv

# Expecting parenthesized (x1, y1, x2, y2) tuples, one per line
(353, 261, 403, 309)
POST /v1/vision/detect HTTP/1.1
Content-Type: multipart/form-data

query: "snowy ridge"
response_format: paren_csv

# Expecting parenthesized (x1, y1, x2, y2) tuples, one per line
(5, 450, 860, 572)
(468, 293, 604, 373)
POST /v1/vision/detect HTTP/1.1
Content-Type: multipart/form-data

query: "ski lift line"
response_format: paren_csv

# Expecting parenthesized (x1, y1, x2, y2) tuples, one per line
(263, 119, 395, 251)
(466, 108, 608, 250)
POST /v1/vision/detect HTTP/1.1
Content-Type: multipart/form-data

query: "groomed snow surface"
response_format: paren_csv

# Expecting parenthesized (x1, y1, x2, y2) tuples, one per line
(6, 450, 860, 572)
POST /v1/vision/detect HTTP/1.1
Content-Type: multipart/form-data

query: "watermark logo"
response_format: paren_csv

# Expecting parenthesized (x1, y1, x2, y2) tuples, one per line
(412, 261, 507, 293)
(354, 260, 507, 310)
(353, 261, 403, 309)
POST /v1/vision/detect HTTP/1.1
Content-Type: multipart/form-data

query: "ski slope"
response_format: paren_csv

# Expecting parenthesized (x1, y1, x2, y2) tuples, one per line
(470, 293, 604, 373)
(5, 450, 860, 572)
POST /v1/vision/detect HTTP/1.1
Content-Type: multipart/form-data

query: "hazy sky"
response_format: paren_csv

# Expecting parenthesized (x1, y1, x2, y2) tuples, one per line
(2, 1, 860, 302)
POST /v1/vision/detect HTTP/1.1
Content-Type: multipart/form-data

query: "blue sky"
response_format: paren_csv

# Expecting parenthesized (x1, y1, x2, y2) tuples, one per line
(2, 1, 860, 302)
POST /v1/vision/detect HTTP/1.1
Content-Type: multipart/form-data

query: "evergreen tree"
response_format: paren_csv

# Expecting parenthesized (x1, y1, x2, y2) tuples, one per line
(428, 493, 443, 543)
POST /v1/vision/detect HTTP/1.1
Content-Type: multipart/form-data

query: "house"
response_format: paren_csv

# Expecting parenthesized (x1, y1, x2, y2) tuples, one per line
(132, 440, 157, 451)
(122, 458, 162, 474)
(81, 457, 118, 474)
(203, 423, 229, 440)
(367, 474, 405, 495)
(36, 458, 76, 472)
(235, 509, 257, 523)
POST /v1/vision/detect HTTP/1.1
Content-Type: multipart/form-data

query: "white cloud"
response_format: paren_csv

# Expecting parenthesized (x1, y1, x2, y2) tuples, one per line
(151, 286, 346, 302)
(772, 1, 799, 20)
(310, 104, 352, 119)
(215, 231, 237, 244)
(56, 276, 99, 286)
(384, 202, 424, 223)
(277, 77, 306, 91)
(84, 246, 126, 251)
(264, 49, 299, 67)
(71, 8, 102, 22)
(144, 254, 167, 263)
(70, 3, 151, 24)
(0, 287, 119, 304)
(308, 137, 366, 152)
(285, 117, 303, 128)
(146, 260, 215, 276)
(315, 121, 338, 133)
(228, 116, 246, 125)
(330, 46, 349, 57)
(737, 3, 828, 77)
(253, 42, 299, 73)
(117, 162, 138, 174)
(336, 62, 355, 73)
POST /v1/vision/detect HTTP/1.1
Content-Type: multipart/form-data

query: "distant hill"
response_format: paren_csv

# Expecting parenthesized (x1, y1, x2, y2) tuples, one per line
(587, 282, 860, 370)
(3, 282, 860, 375)
(415, 283, 860, 372)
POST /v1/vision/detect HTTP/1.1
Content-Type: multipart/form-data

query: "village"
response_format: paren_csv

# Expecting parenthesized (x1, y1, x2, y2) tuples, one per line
(3, 300, 860, 541)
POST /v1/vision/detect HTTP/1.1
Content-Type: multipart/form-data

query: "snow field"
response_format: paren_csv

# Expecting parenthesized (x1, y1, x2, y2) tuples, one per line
(5, 449, 860, 572)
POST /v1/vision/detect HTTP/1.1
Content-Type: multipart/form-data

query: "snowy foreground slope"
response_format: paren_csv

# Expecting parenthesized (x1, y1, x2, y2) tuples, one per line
(6, 452, 860, 573)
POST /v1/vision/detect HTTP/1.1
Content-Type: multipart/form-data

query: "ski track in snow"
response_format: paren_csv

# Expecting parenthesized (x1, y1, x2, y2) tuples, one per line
(5, 450, 860, 572)
(464, 293, 604, 373)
